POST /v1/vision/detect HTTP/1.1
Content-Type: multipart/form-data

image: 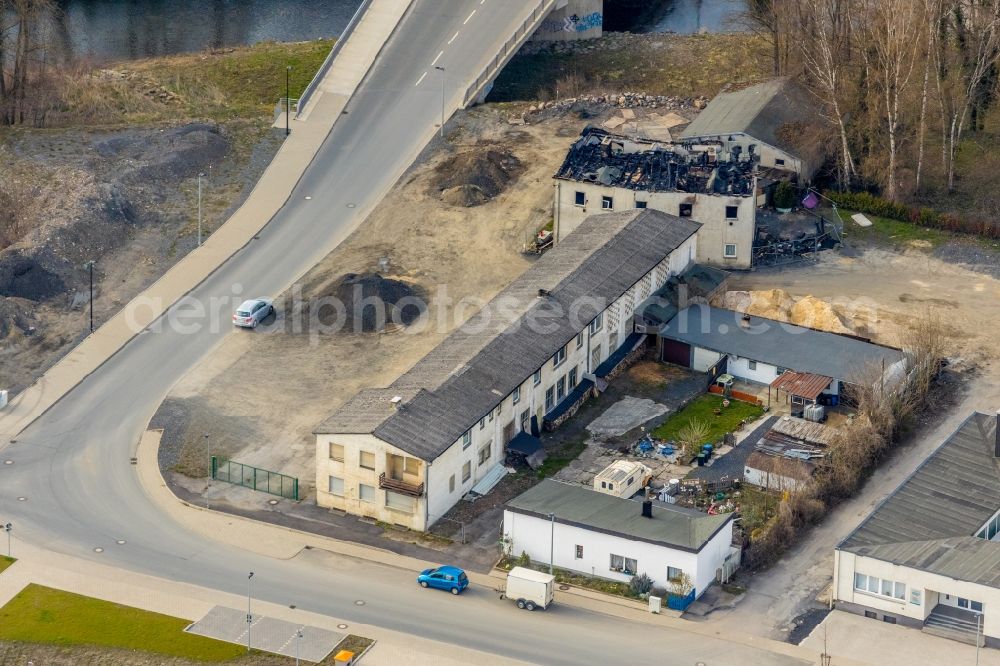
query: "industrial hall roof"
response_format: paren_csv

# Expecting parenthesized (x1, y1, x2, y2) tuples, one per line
(316, 209, 700, 461)
(838, 412, 1000, 589)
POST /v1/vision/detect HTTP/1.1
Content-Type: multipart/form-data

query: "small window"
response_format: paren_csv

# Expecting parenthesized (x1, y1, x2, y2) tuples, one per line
(553, 346, 567, 367)
(478, 442, 492, 466)
(723, 243, 737, 258)
(972, 600, 984, 612)
(679, 203, 693, 217)
(328, 442, 345, 462)
(776, 366, 787, 375)
(725, 205, 739, 219)
(608, 483, 614, 491)
(882, 615, 896, 625)
(576, 332, 584, 349)
(328, 476, 344, 496)
(575, 544, 583, 559)
(556, 376, 566, 401)
(463, 431, 472, 449)
(533, 369, 542, 386)
(569, 367, 578, 388)
(359, 451, 375, 470)
(910, 589, 922, 606)
(864, 610, 877, 619)
(635, 200, 647, 209)
(854, 573, 867, 591)
(867, 576, 879, 594)
(545, 386, 555, 412)
(575, 191, 586, 206)
(359, 483, 375, 502)
(462, 461, 472, 482)
(624, 558, 637, 575)
(488, 409, 494, 422)
(512, 386, 521, 405)
(748, 360, 757, 371)
(520, 409, 530, 433)
(775, 158, 786, 166)
(589, 313, 603, 334)
(479, 418, 485, 430)
(404, 457, 420, 476)
(668, 567, 684, 581)
(893, 582, 906, 600)
(601, 195, 613, 210)
(600, 481, 607, 489)
(610, 554, 624, 571)
(449, 474, 456, 493)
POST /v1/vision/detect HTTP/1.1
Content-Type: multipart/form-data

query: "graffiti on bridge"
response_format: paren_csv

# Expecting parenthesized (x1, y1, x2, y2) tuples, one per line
(537, 11, 602, 34)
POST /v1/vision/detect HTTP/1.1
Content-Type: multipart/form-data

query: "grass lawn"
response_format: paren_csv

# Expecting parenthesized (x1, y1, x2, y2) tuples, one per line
(0, 584, 249, 662)
(839, 209, 950, 249)
(0, 556, 14, 574)
(651, 394, 763, 445)
(536, 436, 588, 479)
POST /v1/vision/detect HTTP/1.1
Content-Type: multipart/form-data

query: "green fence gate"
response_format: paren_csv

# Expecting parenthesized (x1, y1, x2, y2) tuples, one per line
(211, 457, 299, 501)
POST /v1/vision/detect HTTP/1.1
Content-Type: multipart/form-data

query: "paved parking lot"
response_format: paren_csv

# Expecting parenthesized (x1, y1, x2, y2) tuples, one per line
(185, 605, 344, 663)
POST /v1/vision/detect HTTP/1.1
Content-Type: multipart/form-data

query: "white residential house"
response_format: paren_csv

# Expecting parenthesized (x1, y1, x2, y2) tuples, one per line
(834, 412, 1000, 648)
(313, 209, 701, 531)
(656, 305, 907, 414)
(504, 479, 736, 597)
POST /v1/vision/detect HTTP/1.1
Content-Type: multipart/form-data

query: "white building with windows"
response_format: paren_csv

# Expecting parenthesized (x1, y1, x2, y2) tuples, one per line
(834, 412, 1000, 647)
(314, 209, 700, 531)
(503, 479, 736, 597)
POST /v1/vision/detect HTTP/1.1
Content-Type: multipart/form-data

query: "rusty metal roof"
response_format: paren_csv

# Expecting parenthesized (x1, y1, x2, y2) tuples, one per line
(769, 371, 832, 401)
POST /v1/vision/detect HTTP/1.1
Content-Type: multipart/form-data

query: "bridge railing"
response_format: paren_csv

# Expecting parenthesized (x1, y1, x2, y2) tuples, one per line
(462, 0, 557, 107)
(296, 0, 375, 118)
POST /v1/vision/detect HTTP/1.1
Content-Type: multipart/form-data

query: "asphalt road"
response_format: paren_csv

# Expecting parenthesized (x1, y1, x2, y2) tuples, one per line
(0, 2, 804, 664)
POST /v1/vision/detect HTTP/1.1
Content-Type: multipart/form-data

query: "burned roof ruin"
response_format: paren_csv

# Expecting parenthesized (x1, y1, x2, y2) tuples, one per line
(554, 127, 759, 197)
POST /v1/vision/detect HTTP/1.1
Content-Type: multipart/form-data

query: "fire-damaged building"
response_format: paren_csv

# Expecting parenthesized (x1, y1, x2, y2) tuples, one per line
(553, 78, 834, 269)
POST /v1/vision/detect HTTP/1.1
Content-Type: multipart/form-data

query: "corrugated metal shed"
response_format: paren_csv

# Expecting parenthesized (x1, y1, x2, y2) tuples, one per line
(770, 371, 832, 401)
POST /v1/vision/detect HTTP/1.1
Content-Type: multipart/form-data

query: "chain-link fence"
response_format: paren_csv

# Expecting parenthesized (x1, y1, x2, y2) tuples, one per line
(212, 457, 299, 500)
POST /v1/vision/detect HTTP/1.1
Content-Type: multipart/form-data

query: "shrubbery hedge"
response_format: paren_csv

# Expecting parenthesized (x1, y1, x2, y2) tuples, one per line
(825, 190, 1000, 240)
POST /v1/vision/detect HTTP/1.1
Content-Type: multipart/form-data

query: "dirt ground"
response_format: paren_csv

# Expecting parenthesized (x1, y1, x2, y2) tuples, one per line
(156, 104, 620, 498)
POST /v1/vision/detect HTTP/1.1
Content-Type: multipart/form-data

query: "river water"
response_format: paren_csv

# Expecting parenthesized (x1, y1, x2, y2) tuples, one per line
(52, 0, 745, 63)
(54, 0, 362, 62)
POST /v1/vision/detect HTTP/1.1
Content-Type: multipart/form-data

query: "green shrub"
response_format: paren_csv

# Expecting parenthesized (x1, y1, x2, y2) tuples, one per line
(773, 181, 797, 209)
(516, 551, 531, 567)
(824, 190, 1000, 240)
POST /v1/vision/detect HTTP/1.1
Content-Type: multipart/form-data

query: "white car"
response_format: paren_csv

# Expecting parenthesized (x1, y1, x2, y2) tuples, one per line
(233, 298, 274, 329)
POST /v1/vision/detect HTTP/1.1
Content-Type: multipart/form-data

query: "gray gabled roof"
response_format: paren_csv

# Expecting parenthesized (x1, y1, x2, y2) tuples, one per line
(680, 78, 824, 177)
(658, 305, 905, 383)
(840, 413, 1000, 550)
(316, 209, 701, 461)
(506, 479, 731, 552)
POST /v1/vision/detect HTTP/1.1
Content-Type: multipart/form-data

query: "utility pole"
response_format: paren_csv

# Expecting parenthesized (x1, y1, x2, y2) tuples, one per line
(285, 65, 292, 136)
(548, 512, 555, 575)
(246, 572, 254, 652)
(976, 612, 982, 666)
(434, 66, 446, 138)
(205, 433, 211, 479)
(197, 172, 205, 246)
(87, 261, 94, 332)
(4, 523, 10, 558)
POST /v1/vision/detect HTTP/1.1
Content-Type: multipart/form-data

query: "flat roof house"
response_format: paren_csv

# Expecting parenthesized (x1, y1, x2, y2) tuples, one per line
(504, 479, 737, 599)
(657, 305, 907, 412)
(314, 209, 701, 531)
(834, 412, 1000, 647)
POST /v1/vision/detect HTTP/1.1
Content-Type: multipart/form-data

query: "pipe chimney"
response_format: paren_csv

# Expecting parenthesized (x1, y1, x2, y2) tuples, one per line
(642, 500, 653, 519)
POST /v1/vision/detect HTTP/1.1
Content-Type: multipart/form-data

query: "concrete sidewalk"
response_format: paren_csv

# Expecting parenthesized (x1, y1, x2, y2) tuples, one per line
(0, 0, 414, 445)
(136, 431, 830, 665)
(0, 545, 527, 666)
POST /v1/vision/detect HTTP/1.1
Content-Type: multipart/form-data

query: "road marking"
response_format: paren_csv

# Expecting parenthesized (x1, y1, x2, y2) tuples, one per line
(431, 50, 443, 66)
(448, 31, 460, 45)
(415, 71, 428, 86)
(464, 9, 476, 24)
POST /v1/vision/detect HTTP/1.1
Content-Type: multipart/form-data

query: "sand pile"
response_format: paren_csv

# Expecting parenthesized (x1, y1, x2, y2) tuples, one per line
(435, 145, 523, 207)
(722, 289, 854, 335)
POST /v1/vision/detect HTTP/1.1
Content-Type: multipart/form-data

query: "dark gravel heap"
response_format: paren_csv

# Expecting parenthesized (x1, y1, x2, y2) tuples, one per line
(334, 273, 425, 333)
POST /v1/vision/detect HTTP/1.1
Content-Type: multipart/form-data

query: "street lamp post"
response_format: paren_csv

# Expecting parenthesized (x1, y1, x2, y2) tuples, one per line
(246, 572, 254, 652)
(295, 628, 303, 665)
(4, 523, 11, 558)
(548, 512, 555, 575)
(197, 172, 205, 246)
(205, 433, 211, 479)
(285, 65, 292, 136)
(434, 65, 446, 138)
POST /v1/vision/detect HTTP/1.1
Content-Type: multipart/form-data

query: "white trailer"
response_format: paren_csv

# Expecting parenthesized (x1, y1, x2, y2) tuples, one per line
(504, 567, 555, 611)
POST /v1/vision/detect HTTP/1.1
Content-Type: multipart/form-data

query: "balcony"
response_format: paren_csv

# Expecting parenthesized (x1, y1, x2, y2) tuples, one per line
(379, 472, 424, 497)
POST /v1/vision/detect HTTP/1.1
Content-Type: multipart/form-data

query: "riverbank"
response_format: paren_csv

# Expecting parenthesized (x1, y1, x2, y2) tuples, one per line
(0, 40, 331, 393)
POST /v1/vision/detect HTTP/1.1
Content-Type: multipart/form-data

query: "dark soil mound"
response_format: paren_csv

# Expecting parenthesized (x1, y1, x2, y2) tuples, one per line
(0, 254, 65, 301)
(0, 297, 37, 340)
(333, 273, 425, 333)
(95, 122, 229, 183)
(434, 146, 523, 207)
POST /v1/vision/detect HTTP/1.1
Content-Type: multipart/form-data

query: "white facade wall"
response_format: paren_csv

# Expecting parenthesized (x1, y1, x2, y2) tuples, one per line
(318, 234, 698, 530)
(315, 432, 428, 530)
(503, 508, 733, 596)
(743, 466, 807, 492)
(692, 347, 723, 373)
(834, 549, 1000, 640)
(555, 181, 754, 268)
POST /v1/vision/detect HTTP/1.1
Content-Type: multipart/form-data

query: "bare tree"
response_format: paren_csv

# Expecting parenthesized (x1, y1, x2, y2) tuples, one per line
(861, 0, 922, 201)
(1, 0, 58, 125)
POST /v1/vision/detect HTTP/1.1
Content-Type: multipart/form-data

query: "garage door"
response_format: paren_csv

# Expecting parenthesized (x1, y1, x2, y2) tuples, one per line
(661, 339, 691, 367)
